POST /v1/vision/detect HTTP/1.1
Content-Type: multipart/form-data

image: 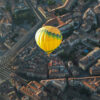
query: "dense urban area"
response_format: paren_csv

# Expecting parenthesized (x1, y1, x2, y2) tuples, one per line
(0, 0, 100, 100)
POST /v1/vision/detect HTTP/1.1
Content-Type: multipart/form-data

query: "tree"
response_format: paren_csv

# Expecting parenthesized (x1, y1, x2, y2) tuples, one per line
(13, 9, 36, 25)
(47, 0, 56, 5)
(6, 2, 11, 12)
(62, 0, 66, 3)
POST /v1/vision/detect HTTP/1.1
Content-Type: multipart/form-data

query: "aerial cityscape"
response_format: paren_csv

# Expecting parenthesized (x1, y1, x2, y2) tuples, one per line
(0, 0, 100, 100)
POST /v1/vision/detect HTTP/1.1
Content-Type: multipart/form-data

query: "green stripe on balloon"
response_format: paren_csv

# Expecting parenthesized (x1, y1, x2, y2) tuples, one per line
(41, 29, 62, 40)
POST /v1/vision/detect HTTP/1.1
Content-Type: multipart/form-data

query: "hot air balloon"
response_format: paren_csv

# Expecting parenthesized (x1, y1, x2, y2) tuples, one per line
(35, 26, 62, 54)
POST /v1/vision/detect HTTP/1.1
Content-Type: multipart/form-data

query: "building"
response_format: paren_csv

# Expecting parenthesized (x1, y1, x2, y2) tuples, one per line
(40, 78, 67, 92)
(68, 76, 100, 92)
(48, 57, 69, 78)
(40, 79, 66, 98)
(15, 50, 48, 79)
(58, 19, 74, 34)
(90, 59, 100, 75)
(67, 61, 80, 76)
(15, 68, 48, 79)
(81, 8, 97, 32)
(94, 3, 100, 14)
(20, 81, 47, 100)
(31, 0, 37, 8)
(79, 47, 100, 70)
(21, 96, 30, 100)
(14, 0, 29, 13)
(72, 98, 82, 100)
(50, 0, 77, 12)
(90, 93, 100, 100)
(86, 28, 100, 45)
(20, 79, 67, 100)
(0, 0, 6, 8)
(94, 4, 100, 26)
(66, 34, 80, 47)
(0, 79, 20, 100)
(8, 90, 20, 100)
(0, 23, 12, 38)
(43, 15, 74, 34)
(83, 8, 96, 20)
(0, 80, 14, 95)
(44, 16, 80, 35)
(80, 23, 91, 33)
(10, 73, 27, 91)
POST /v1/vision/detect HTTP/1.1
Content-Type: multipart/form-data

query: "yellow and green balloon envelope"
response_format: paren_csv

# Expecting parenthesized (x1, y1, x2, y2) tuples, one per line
(35, 26, 62, 54)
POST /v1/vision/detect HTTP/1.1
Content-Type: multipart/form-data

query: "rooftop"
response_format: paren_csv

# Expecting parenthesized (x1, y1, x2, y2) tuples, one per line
(79, 47, 100, 69)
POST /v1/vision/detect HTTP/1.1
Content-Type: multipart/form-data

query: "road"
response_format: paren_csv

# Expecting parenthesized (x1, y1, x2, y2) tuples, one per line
(0, 0, 46, 80)
(25, 0, 46, 22)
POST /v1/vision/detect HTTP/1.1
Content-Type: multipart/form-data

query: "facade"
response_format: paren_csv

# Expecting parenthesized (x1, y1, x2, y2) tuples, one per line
(67, 61, 80, 76)
(79, 47, 100, 70)
(94, 3, 100, 26)
(15, 68, 47, 79)
(0, 80, 19, 100)
(66, 34, 80, 47)
(58, 19, 74, 34)
(48, 57, 69, 78)
(68, 76, 100, 92)
(20, 81, 47, 100)
(90, 59, 100, 75)
(50, 0, 77, 12)
(0, 23, 12, 38)
(40, 78, 67, 92)
(81, 8, 97, 32)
